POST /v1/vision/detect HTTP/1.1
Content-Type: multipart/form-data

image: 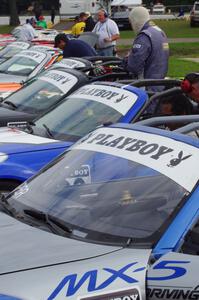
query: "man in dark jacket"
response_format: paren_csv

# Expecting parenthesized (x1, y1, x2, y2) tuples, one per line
(84, 12, 95, 32)
(54, 33, 97, 57)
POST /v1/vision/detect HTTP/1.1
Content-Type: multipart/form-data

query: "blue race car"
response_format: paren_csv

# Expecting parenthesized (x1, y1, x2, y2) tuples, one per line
(0, 123, 198, 300)
(0, 82, 147, 193)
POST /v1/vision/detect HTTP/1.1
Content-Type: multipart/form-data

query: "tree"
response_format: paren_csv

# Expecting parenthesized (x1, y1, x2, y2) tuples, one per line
(8, 0, 20, 26)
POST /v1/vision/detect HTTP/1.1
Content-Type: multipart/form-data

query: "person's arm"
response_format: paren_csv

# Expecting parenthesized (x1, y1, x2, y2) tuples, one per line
(127, 33, 151, 77)
(104, 20, 120, 43)
(104, 33, 119, 42)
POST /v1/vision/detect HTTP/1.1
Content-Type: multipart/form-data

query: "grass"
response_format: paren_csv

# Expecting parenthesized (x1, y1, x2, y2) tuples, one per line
(0, 25, 15, 34)
(120, 19, 199, 39)
(168, 57, 199, 77)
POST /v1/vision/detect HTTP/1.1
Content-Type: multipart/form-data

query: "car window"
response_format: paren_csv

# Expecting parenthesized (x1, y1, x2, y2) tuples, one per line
(5, 78, 64, 114)
(35, 97, 122, 141)
(7, 127, 193, 247)
(195, 4, 199, 10)
(180, 217, 199, 255)
(0, 51, 46, 76)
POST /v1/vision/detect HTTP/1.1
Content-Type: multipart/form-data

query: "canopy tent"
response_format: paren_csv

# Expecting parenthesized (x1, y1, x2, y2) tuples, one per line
(111, 0, 142, 6)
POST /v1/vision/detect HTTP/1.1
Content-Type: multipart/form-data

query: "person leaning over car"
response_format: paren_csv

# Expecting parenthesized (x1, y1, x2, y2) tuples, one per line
(54, 33, 97, 57)
(18, 19, 37, 42)
(92, 9, 120, 56)
(125, 6, 169, 82)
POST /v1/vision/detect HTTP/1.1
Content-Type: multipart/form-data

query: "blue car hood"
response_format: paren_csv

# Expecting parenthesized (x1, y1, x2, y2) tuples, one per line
(0, 127, 72, 155)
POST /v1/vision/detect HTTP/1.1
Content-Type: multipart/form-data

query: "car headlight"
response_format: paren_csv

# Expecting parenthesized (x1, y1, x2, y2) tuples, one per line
(0, 295, 23, 300)
(0, 153, 8, 163)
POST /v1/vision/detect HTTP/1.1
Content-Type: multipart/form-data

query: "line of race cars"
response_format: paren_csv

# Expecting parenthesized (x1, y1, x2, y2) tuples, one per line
(0, 31, 198, 300)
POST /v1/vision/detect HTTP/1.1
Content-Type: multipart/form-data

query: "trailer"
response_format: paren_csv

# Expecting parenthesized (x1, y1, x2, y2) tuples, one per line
(59, 0, 106, 18)
(111, 0, 142, 29)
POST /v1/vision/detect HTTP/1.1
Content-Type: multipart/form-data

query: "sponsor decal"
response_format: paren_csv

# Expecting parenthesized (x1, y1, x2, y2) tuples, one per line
(74, 127, 198, 192)
(0, 127, 58, 144)
(70, 84, 137, 115)
(56, 59, 86, 69)
(8, 41, 29, 49)
(48, 262, 145, 299)
(65, 164, 91, 185)
(0, 152, 8, 163)
(79, 287, 141, 300)
(133, 44, 142, 49)
(16, 50, 46, 63)
(148, 260, 190, 281)
(147, 285, 199, 300)
(39, 70, 78, 93)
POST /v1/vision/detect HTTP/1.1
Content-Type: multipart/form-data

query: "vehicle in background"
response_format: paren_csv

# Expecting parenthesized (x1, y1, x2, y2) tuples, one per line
(111, 0, 142, 30)
(0, 68, 88, 126)
(152, 3, 166, 14)
(0, 123, 198, 299)
(59, 0, 105, 18)
(0, 41, 30, 64)
(190, 1, 199, 26)
(0, 82, 147, 194)
(0, 48, 62, 99)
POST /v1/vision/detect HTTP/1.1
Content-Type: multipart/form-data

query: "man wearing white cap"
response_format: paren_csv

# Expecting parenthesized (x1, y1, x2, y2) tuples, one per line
(126, 6, 169, 82)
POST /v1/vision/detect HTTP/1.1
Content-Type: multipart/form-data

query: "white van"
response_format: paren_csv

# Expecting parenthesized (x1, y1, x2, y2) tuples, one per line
(111, 0, 142, 30)
(59, 0, 104, 18)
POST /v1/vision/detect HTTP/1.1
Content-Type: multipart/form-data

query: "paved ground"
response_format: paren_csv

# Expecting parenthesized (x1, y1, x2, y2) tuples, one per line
(118, 37, 199, 46)
(180, 57, 199, 63)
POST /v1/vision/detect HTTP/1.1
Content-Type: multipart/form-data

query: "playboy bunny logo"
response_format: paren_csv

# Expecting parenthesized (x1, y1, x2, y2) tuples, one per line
(167, 151, 192, 167)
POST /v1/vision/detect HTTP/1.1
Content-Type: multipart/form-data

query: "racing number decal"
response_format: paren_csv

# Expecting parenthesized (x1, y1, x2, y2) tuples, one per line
(148, 260, 190, 281)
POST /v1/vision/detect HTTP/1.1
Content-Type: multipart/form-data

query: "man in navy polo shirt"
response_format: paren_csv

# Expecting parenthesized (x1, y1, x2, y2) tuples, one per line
(54, 33, 97, 58)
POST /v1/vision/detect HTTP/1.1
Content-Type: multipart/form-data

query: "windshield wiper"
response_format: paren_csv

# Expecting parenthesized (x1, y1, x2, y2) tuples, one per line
(23, 209, 72, 235)
(0, 194, 18, 216)
(42, 123, 54, 138)
(4, 100, 17, 109)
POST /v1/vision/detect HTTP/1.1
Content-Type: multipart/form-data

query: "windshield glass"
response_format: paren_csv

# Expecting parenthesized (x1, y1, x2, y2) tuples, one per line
(0, 51, 46, 76)
(0, 42, 30, 59)
(195, 4, 199, 10)
(4, 78, 64, 114)
(35, 84, 138, 141)
(0, 47, 22, 59)
(7, 145, 187, 246)
(35, 97, 122, 141)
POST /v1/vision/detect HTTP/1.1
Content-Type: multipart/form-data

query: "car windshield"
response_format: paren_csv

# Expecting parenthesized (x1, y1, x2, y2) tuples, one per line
(7, 139, 188, 246)
(0, 51, 46, 76)
(0, 47, 22, 59)
(4, 77, 64, 114)
(35, 84, 137, 141)
(35, 97, 122, 141)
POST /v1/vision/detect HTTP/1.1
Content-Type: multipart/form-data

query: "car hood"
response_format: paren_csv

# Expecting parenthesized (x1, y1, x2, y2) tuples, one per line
(0, 211, 151, 300)
(0, 73, 26, 83)
(0, 127, 72, 155)
(0, 107, 36, 126)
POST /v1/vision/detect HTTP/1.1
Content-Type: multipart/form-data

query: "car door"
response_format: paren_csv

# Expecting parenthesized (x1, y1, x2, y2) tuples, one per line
(147, 217, 199, 299)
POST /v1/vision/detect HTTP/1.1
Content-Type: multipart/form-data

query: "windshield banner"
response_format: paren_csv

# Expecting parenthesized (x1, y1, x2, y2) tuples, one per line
(16, 50, 46, 63)
(55, 59, 87, 69)
(70, 84, 137, 115)
(74, 127, 199, 192)
(39, 70, 78, 93)
(8, 42, 29, 49)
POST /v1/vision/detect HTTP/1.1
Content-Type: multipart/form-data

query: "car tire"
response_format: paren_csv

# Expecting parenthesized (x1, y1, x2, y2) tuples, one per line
(0, 180, 21, 196)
